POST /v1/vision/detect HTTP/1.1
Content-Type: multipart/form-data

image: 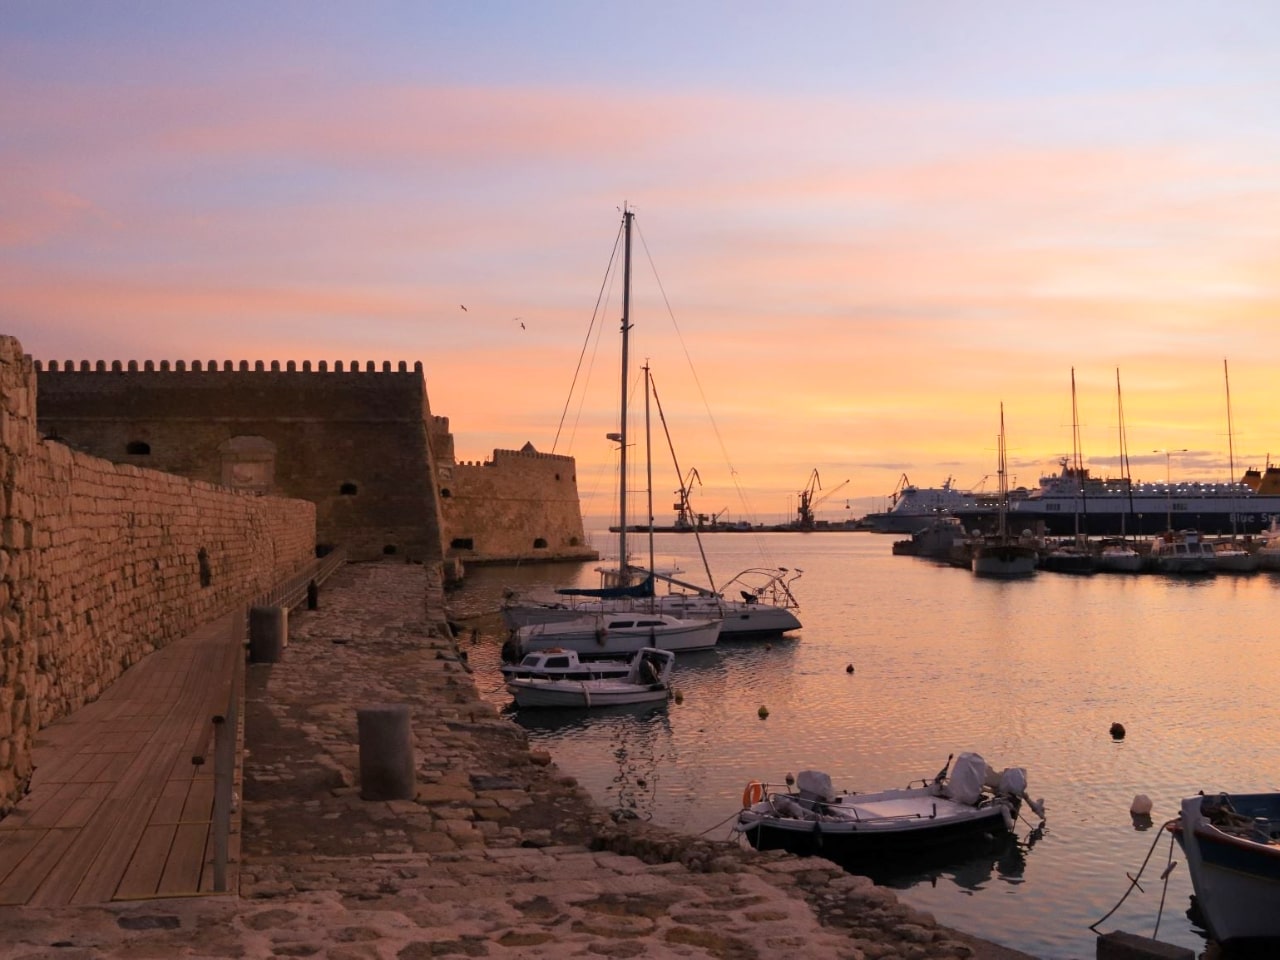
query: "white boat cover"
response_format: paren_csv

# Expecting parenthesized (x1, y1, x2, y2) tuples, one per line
(946, 752, 991, 804)
(997, 767, 1027, 796)
(795, 770, 835, 802)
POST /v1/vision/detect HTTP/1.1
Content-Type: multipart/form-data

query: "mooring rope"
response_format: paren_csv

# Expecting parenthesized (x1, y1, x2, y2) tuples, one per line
(1089, 818, 1180, 937)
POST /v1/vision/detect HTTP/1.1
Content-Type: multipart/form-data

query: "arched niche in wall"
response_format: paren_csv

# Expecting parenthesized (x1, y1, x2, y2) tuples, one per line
(219, 435, 277, 493)
(126, 440, 152, 455)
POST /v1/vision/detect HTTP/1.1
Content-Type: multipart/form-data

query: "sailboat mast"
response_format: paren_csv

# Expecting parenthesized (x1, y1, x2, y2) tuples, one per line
(1225, 358, 1238, 538)
(998, 403, 1008, 541)
(1116, 369, 1135, 537)
(1070, 367, 1088, 537)
(1224, 358, 1237, 484)
(644, 362, 655, 593)
(617, 206, 634, 576)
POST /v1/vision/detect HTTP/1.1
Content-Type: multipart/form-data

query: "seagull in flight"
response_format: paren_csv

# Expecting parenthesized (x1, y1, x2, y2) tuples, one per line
(460, 304, 467, 312)
(516, 317, 525, 329)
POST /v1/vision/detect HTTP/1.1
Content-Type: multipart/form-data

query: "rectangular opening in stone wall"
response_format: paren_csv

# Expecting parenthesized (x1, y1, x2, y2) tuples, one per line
(197, 547, 212, 587)
(450, 537, 474, 550)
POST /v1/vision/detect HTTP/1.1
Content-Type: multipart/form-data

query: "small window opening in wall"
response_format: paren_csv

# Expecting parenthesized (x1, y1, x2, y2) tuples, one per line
(339, 482, 358, 495)
(383, 544, 398, 555)
(555, 473, 561, 481)
(197, 547, 212, 588)
(569, 536, 580, 547)
(440, 488, 452, 498)
(451, 537, 474, 550)
(126, 441, 151, 455)
(533, 538, 548, 549)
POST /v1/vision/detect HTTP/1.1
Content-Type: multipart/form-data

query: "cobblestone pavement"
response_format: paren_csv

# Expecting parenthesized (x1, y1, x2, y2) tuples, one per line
(0, 562, 1039, 960)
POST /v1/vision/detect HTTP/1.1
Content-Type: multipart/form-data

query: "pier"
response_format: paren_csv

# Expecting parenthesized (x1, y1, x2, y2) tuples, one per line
(0, 560, 1042, 959)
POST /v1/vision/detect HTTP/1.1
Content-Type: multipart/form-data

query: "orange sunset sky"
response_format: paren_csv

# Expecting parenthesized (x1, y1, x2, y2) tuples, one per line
(3, 2, 1278, 524)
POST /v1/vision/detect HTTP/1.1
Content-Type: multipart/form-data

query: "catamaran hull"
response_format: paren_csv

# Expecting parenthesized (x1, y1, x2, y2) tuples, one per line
(515, 618, 722, 658)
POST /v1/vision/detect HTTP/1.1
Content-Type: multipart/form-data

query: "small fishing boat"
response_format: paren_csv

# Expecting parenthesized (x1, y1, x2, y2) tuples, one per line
(735, 753, 1045, 866)
(1148, 529, 1216, 575)
(505, 646, 675, 709)
(1171, 792, 1280, 945)
(499, 648, 631, 682)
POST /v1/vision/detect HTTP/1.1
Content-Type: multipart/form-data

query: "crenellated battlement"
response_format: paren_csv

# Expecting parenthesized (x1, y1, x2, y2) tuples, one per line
(492, 447, 576, 463)
(35, 359, 425, 374)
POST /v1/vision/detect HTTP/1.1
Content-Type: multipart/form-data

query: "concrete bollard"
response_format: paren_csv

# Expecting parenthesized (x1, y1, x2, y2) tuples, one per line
(358, 704, 416, 800)
(1096, 931, 1194, 960)
(248, 605, 287, 663)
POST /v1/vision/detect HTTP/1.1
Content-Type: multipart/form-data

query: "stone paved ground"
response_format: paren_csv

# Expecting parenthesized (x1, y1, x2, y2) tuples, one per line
(0, 562, 1041, 960)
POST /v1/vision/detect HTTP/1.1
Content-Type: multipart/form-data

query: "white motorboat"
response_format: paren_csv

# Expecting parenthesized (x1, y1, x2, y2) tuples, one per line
(1148, 530, 1216, 575)
(1095, 541, 1144, 573)
(1171, 791, 1280, 945)
(509, 612, 721, 659)
(1211, 539, 1258, 573)
(499, 648, 631, 682)
(505, 647, 675, 709)
(735, 752, 1045, 866)
(1254, 519, 1280, 571)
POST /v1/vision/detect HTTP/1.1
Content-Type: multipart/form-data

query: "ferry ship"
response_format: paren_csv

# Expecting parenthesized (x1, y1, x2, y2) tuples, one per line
(862, 475, 1001, 534)
(951, 460, 1280, 538)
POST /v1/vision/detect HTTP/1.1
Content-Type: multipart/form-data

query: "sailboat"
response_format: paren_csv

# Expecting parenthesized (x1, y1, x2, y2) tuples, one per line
(1212, 359, 1258, 573)
(1039, 369, 1096, 575)
(1095, 369, 1144, 573)
(971, 404, 1038, 579)
(502, 208, 723, 662)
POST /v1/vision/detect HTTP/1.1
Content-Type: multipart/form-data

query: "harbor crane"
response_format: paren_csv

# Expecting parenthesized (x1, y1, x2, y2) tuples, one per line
(796, 469, 850, 530)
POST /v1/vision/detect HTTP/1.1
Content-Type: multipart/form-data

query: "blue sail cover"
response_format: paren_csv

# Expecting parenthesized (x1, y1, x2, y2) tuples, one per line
(555, 575, 655, 599)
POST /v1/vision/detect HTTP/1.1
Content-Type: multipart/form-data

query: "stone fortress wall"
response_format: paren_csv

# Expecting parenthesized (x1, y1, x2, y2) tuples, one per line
(34, 358, 447, 565)
(1, 337, 317, 813)
(431, 414, 594, 564)
(34, 361, 596, 569)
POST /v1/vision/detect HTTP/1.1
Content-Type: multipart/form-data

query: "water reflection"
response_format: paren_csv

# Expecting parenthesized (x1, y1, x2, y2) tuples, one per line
(452, 535, 1280, 960)
(508, 702, 676, 823)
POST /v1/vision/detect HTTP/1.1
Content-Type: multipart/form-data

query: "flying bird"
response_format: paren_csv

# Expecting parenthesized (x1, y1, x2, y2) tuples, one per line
(515, 317, 525, 329)
(460, 304, 467, 312)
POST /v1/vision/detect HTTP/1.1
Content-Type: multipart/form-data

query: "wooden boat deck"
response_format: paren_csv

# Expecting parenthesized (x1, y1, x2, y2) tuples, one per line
(0, 612, 243, 905)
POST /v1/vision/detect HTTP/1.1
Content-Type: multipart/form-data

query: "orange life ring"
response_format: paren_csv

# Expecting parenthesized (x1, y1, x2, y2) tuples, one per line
(742, 780, 765, 807)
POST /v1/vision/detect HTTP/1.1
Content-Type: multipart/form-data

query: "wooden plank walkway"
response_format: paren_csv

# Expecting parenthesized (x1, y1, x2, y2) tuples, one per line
(0, 613, 243, 905)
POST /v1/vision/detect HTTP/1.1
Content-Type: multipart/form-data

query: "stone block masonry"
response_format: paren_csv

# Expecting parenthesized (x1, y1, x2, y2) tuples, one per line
(1, 336, 317, 814)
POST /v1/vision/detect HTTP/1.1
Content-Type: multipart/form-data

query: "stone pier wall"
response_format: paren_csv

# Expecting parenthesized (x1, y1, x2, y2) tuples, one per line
(1, 336, 316, 814)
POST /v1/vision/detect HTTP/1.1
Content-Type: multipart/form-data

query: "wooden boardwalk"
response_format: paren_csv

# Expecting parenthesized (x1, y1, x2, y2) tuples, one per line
(0, 613, 243, 905)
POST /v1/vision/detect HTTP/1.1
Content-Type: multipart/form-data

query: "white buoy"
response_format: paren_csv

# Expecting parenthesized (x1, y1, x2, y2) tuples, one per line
(1130, 794, 1153, 817)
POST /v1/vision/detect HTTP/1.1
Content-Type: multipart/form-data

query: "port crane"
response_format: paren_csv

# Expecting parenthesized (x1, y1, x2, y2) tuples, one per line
(795, 469, 850, 530)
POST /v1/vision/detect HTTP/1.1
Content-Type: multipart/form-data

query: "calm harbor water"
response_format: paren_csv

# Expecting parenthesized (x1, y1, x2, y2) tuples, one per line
(448, 529, 1279, 960)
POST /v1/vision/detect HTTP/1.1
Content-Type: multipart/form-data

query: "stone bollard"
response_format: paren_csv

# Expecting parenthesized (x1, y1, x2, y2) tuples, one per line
(358, 704, 416, 800)
(248, 605, 287, 663)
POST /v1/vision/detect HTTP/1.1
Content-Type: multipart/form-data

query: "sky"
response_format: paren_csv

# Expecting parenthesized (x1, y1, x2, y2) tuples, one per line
(4, 1, 1279, 524)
